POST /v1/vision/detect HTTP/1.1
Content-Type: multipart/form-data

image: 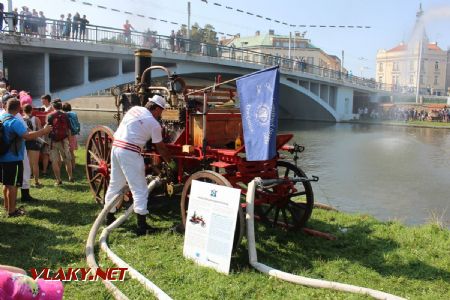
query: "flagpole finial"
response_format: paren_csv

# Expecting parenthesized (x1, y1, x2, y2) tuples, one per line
(416, 3, 424, 19)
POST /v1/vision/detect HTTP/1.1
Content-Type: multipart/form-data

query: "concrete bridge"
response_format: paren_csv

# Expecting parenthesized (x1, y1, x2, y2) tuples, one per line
(0, 33, 387, 121)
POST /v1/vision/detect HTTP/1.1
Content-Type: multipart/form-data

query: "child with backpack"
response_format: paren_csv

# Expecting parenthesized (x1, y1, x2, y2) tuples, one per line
(46, 100, 73, 186)
(62, 102, 80, 170)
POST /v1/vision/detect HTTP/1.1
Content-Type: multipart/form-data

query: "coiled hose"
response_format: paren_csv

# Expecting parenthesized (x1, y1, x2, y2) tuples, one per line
(245, 178, 407, 300)
(86, 178, 173, 300)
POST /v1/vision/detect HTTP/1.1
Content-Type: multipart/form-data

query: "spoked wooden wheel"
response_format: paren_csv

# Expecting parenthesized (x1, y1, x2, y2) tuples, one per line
(255, 161, 314, 230)
(86, 126, 114, 205)
(180, 170, 245, 250)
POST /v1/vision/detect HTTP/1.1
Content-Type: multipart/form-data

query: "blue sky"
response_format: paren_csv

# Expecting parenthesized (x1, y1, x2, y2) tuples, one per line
(10, 0, 450, 78)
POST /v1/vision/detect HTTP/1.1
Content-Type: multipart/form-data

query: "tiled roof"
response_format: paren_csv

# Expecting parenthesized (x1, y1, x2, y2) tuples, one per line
(427, 43, 442, 51)
(387, 42, 443, 52)
(387, 44, 407, 52)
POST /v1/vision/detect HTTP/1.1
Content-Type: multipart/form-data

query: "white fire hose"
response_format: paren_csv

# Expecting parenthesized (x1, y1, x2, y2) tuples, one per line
(86, 177, 173, 300)
(245, 177, 407, 300)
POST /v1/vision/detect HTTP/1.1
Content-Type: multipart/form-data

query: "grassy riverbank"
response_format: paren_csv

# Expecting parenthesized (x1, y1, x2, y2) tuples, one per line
(1, 148, 449, 299)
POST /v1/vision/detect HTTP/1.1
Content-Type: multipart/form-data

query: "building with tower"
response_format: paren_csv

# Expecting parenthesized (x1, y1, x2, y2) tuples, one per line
(376, 4, 448, 97)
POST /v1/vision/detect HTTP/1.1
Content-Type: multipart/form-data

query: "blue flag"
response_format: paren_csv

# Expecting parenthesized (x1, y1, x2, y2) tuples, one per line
(237, 66, 279, 161)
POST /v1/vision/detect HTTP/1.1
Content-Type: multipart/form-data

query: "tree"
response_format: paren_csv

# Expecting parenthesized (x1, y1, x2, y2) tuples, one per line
(181, 23, 217, 55)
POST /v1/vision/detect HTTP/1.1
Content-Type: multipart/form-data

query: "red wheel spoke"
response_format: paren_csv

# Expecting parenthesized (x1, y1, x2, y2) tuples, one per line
(89, 173, 102, 183)
(88, 150, 102, 164)
(96, 132, 105, 158)
(95, 178, 104, 197)
(104, 135, 110, 161)
(92, 135, 103, 158)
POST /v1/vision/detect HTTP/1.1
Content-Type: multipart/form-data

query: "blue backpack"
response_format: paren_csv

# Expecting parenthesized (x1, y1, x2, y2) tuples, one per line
(67, 112, 81, 135)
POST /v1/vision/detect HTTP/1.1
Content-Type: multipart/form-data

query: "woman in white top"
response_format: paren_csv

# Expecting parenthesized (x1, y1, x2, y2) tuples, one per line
(23, 104, 43, 187)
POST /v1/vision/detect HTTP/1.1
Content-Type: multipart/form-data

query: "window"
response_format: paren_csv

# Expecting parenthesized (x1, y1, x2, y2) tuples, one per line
(379, 76, 383, 83)
(435, 61, 439, 70)
(409, 75, 414, 84)
(420, 75, 424, 84)
(392, 76, 398, 85)
(392, 62, 399, 71)
(379, 63, 383, 72)
(434, 76, 438, 85)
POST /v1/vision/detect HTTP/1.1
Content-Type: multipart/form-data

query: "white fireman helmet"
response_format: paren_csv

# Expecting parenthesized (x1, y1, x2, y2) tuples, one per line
(149, 95, 166, 109)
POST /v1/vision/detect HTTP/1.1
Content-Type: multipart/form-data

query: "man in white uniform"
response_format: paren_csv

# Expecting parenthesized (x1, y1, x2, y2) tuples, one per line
(104, 95, 175, 235)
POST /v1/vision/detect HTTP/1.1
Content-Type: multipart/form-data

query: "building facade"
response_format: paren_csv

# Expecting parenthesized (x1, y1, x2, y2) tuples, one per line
(375, 5, 449, 96)
(376, 41, 448, 95)
(222, 30, 342, 72)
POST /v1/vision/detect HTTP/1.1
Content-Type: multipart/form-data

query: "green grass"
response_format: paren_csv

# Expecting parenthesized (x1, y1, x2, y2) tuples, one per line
(1, 148, 449, 299)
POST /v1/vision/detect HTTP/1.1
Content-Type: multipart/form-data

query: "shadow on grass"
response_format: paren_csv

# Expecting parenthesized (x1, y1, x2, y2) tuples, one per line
(27, 198, 100, 226)
(0, 221, 78, 270)
(249, 217, 450, 282)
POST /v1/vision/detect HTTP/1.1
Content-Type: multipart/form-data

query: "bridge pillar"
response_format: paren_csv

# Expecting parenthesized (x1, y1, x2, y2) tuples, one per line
(335, 86, 354, 121)
(44, 53, 50, 94)
(118, 58, 123, 74)
(320, 84, 329, 104)
(84, 56, 89, 84)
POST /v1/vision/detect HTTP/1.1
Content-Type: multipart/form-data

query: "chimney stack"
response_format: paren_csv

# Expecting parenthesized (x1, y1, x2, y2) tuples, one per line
(255, 30, 260, 36)
(269, 29, 274, 35)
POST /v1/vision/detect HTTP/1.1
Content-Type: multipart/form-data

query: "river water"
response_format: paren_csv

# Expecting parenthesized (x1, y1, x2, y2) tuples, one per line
(77, 111, 450, 227)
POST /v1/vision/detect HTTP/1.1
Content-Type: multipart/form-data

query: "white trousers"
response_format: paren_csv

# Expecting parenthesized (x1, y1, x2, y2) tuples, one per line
(22, 148, 31, 189)
(104, 147, 149, 215)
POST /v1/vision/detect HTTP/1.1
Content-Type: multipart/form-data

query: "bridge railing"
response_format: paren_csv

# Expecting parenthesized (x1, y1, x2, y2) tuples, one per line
(0, 14, 416, 94)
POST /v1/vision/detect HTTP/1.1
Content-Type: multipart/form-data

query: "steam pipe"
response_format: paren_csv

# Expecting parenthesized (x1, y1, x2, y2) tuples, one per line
(140, 66, 172, 85)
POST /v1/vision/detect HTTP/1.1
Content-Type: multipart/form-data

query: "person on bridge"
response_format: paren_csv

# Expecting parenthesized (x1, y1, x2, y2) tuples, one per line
(104, 95, 175, 236)
(123, 20, 134, 44)
(79, 14, 89, 41)
(72, 12, 80, 40)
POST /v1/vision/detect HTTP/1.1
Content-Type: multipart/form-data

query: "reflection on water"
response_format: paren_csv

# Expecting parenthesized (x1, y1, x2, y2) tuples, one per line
(78, 112, 450, 227)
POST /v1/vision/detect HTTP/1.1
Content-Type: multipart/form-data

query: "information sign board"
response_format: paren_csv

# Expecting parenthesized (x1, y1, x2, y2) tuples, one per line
(183, 180, 241, 274)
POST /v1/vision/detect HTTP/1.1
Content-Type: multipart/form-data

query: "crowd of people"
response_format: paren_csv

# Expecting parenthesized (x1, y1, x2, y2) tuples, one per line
(0, 81, 80, 218)
(356, 105, 450, 123)
(382, 106, 450, 122)
(0, 4, 90, 41)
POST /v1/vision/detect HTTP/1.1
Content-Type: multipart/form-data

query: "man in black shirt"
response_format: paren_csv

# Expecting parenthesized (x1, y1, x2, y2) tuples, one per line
(79, 14, 89, 41)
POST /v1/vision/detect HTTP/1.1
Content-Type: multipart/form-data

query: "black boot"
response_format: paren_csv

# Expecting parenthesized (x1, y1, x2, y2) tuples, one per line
(136, 214, 156, 236)
(21, 189, 37, 202)
(106, 213, 116, 226)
